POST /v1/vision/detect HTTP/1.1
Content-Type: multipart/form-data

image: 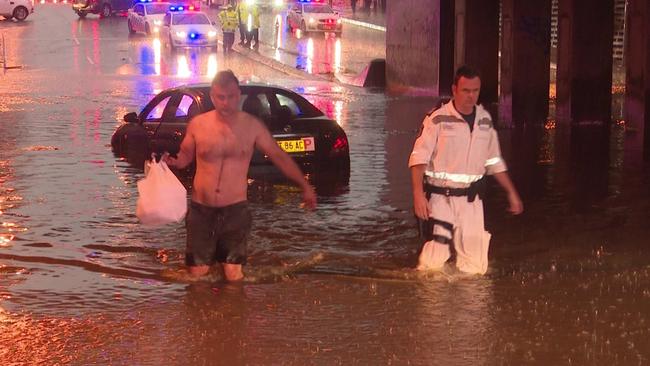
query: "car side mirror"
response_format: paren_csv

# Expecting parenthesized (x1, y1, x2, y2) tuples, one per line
(123, 112, 139, 123)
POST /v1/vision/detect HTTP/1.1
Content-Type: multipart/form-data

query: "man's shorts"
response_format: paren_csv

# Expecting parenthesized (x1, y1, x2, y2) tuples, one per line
(185, 200, 252, 266)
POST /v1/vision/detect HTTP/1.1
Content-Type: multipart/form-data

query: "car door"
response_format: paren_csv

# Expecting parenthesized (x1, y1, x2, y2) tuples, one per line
(132, 4, 143, 31)
(150, 92, 201, 154)
(0, 0, 10, 14)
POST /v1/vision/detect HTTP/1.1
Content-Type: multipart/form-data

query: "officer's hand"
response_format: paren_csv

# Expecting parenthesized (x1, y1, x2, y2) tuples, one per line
(507, 192, 524, 215)
(413, 194, 429, 221)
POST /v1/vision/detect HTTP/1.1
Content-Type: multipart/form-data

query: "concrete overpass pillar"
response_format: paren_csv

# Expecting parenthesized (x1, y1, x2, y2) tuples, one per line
(454, 0, 500, 108)
(625, 0, 650, 157)
(499, 0, 552, 127)
(556, 0, 614, 125)
(386, 0, 455, 95)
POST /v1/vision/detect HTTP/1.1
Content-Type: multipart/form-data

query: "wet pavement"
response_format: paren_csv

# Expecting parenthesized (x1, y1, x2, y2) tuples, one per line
(1, 3, 650, 365)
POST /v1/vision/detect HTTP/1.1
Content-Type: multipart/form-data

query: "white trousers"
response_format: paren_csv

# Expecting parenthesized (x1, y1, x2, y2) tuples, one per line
(417, 194, 491, 275)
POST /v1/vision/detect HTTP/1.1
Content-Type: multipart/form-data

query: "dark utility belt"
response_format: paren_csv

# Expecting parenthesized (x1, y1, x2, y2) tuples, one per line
(424, 178, 486, 202)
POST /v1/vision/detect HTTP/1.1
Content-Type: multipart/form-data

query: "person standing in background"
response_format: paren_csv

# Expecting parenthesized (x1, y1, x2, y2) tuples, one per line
(350, 0, 357, 15)
(235, 0, 247, 46)
(218, 3, 238, 54)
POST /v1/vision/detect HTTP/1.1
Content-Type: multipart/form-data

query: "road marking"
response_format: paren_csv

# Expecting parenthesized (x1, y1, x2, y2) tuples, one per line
(86, 55, 95, 65)
(72, 37, 80, 45)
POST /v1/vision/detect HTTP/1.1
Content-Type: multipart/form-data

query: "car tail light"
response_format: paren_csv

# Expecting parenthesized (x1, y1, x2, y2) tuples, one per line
(329, 135, 348, 156)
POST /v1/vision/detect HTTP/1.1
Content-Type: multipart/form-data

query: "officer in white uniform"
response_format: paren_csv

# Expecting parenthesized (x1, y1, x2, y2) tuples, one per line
(409, 65, 524, 275)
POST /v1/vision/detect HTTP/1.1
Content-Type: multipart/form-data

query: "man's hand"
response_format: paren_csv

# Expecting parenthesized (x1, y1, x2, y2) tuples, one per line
(161, 152, 178, 168)
(507, 192, 524, 215)
(413, 193, 429, 221)
(300, 185, 317, 210)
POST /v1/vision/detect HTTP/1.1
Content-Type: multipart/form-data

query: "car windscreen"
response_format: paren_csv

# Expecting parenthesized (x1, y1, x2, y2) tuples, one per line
(146, 3, 170, 14)
(172, 13, 211, 25)
(304, 4, 334, 13)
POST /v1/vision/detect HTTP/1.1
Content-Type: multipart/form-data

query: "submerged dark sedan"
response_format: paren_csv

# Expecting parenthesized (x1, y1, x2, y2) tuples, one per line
(111, 82, 350, 176)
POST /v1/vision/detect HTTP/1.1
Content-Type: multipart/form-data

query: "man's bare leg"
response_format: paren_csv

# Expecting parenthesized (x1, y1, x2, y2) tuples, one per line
(188, 265, 210, 277)
(222, 263, 244, 281)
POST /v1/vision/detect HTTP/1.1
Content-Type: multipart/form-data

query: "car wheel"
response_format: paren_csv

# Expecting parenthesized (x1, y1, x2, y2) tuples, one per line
(128, 20, 135, 34)
(300, 20, 308, 34)
(12, 6, 29, 21)
(76, 11, 87, 18)
(100, 4, 112, 18)
(145, 23, 151, 36)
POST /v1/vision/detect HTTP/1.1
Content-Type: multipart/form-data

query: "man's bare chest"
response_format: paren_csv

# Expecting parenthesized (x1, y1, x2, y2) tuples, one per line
(195, 126, 253, 162)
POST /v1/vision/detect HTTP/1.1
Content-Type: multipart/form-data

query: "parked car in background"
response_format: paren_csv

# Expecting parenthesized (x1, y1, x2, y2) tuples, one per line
(0, 0, 34, 21)
(72, 0, 131, 18)
(111, 82, 350, 176)
(127, 0, 170, 35)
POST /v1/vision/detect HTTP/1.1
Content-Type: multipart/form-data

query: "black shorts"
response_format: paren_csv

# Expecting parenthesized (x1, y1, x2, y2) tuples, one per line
(185, 201, 252, 266)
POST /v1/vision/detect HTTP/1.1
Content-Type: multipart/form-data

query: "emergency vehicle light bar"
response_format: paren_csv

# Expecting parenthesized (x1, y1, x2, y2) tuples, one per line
(169, 4, 198, 11)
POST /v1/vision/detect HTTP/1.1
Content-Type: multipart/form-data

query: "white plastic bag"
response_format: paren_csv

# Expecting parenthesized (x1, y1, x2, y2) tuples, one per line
(136, 157, 187, 226)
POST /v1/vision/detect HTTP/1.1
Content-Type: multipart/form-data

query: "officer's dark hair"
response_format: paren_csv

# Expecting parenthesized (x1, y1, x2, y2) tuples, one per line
(212, 69, 240, 89)
(453, 65, 480, 86)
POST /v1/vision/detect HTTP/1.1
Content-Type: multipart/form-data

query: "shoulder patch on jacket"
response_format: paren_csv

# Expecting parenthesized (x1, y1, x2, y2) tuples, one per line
(431, 115, 465, 125)
(477, 118, 493, 128)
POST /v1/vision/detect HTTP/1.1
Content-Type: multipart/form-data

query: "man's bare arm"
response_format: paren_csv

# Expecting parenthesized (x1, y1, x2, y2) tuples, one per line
(254, 120, 316, 209)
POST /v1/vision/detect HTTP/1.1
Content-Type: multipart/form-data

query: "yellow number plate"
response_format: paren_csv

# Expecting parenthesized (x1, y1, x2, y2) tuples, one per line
(277, 137, 315, 153)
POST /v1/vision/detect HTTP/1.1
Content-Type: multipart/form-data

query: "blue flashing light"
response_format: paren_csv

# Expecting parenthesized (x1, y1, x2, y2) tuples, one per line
(189, 32, 197, 39)
(169, 4, 198, 11)
(138, 0, 153, 3)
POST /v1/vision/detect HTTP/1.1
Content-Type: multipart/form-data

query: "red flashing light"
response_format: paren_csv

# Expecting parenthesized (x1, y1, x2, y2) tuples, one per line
(331, 135, 348, 155)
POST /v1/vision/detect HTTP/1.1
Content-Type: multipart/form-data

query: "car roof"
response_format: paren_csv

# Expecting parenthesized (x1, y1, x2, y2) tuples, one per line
(169, 82, 297, 93)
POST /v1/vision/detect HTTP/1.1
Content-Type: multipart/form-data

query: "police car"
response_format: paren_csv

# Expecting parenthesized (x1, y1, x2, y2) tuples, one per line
(159, 5, 218, 50)
(127, 0, 170, 35)
(286, 0, 342, 35)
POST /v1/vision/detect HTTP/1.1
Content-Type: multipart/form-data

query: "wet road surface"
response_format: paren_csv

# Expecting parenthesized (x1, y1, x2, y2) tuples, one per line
(1, 4, 650, 365)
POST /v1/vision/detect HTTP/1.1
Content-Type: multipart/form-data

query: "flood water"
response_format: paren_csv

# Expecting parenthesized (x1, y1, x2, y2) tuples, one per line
(2, 4, 650, 365)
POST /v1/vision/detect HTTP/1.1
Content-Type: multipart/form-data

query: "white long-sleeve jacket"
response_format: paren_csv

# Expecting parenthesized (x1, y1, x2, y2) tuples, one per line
(408, 101, 507, 188)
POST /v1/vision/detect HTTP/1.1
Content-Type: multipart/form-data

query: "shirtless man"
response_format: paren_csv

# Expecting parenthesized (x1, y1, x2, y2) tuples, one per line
(164, 70, 317, 281)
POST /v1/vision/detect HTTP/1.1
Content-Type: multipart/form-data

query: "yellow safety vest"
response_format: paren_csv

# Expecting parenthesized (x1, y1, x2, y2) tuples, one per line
(219, 8, 238, 32)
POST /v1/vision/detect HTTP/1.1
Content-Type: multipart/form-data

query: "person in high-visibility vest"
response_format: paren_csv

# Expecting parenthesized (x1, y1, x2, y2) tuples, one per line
(219, 3, 239, 54)
(241, 0, 260, 49)
(235, 0, 247, 46)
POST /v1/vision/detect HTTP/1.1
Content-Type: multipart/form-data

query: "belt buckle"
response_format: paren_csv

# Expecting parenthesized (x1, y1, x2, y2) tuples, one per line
(444, 188, 451, 197)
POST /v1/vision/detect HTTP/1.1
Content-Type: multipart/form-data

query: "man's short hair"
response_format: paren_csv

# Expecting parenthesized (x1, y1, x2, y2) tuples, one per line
(453, 65, 480, 85)
(212, 70, 240, 89)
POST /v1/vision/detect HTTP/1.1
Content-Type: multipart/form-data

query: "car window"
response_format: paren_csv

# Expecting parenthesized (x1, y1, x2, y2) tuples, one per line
(276, 94, 301, 117)
(172, 13, 211, 25)
(146, 96, 172, 121)
(240, 94, 271, 118)
(134, 4, 143, 15)
(163, 13, 171, 26)
(304, 4, 333, 13)
(175, 94, 199, 118)
(146, 3, 169, 14)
